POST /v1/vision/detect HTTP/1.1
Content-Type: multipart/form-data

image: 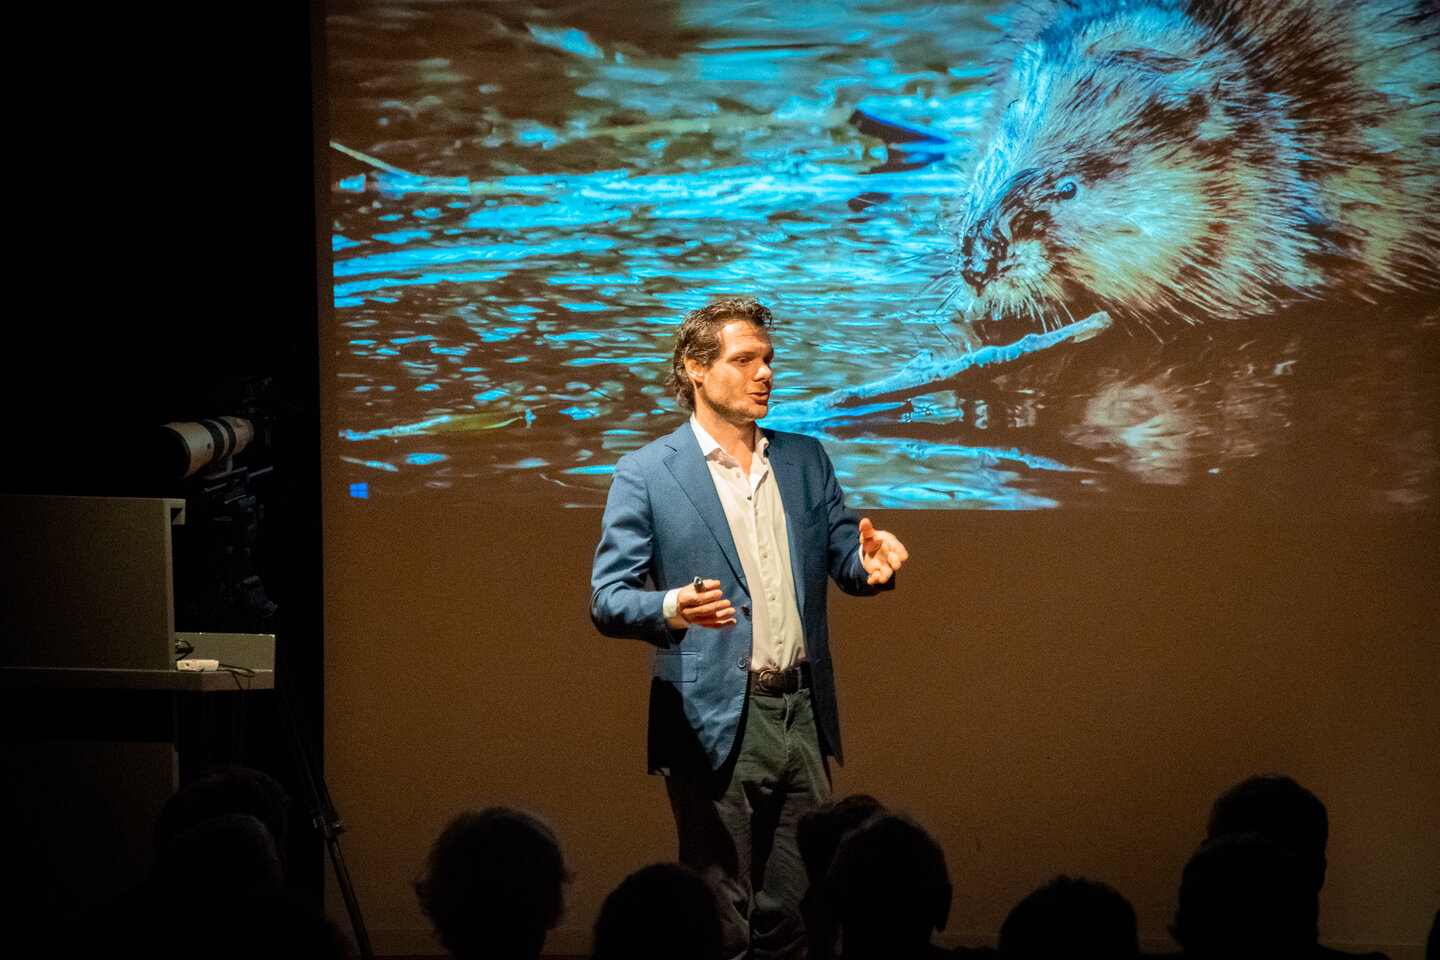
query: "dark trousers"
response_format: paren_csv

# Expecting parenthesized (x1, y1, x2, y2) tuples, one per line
(666, 688, 831, 960)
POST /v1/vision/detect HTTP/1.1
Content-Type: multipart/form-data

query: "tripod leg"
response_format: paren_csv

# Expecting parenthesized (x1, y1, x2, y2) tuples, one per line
(275, 646, 374, 959)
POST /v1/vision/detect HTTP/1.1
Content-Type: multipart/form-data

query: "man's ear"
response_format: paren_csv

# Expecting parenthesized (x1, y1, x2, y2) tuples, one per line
(684, 356, 705, 389)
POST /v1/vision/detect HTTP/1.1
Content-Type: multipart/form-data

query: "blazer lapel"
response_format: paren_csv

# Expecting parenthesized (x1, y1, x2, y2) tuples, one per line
(662, 424, 749, 592)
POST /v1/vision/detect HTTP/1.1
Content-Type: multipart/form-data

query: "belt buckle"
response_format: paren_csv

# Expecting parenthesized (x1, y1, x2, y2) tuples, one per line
(756, 667, 790, 695)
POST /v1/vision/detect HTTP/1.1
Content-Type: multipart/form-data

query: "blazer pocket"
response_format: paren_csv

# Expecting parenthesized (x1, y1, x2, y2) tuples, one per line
(655, 651, 698, 683)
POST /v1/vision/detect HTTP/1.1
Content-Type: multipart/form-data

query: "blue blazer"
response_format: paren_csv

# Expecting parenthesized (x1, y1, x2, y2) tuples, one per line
(590, 422, 889, 774)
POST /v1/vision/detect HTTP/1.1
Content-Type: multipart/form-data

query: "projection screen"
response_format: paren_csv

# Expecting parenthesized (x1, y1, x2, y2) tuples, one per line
(325, 0, 1439, 511)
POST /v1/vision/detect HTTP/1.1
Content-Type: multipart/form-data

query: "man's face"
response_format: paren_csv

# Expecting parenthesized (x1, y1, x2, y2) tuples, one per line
(687, 320, 774, 427)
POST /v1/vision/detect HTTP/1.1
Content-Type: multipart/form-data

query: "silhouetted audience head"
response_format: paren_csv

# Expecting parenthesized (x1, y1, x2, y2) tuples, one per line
(797, 794, 887, 960)
(1207, 774, 1328, 892)
(592, 861, 724, 960)
(154, 764, 292, 875)
(101, 769, 349, 960)
(415, 807, 567, 960)
(798, 794, 886, 887)
(154, 812, 284, 906)
(998, 874, 1138, 960)
(1171, 832, 1317, 960)
(823, 812, 951, 959)
(1427, 908, 1437, 960)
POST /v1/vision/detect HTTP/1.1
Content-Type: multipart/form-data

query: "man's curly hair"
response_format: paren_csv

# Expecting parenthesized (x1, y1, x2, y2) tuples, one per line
(665, 297, 775, 411)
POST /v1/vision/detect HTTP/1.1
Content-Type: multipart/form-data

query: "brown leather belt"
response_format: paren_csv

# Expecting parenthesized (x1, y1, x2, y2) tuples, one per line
(749, 663, 810, 696)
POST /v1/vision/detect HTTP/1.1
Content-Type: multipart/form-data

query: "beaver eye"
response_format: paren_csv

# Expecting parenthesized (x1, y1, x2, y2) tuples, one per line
(1056, 179, 1079, 200)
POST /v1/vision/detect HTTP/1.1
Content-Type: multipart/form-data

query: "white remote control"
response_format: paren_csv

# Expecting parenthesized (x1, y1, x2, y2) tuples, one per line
(176, 659, 220, 672)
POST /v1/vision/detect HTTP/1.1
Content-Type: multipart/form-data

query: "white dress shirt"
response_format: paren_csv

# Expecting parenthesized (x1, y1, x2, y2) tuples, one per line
(663, 417, 805, 671)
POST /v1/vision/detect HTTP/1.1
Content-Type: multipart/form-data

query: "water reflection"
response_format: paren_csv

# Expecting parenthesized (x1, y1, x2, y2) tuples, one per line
(326, 0, 1438, 509)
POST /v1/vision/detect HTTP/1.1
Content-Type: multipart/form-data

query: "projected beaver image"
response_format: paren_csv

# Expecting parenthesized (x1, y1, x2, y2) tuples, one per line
(951, 0, 1440, 333)
(325, 0, 1440, 508)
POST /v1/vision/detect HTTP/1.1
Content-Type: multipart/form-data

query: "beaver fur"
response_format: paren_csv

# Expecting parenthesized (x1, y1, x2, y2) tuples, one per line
(951, 0, 1440, 332)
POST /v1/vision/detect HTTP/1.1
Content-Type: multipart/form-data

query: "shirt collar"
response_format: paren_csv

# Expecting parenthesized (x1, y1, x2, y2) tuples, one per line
(689, 416, 768, 465)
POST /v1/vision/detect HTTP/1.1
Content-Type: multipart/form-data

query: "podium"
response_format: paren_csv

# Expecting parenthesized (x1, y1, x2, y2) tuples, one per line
(0, 494, 276, 933)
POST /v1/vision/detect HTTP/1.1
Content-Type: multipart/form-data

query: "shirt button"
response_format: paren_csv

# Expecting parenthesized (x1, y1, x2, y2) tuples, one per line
(737, 657, 748, 670)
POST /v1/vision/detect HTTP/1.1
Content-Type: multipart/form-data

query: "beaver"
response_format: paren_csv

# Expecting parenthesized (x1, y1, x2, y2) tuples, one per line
(951, 0, 1440, 333)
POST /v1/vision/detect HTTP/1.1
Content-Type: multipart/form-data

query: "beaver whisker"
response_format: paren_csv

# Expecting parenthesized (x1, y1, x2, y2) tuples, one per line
(1020, 294, 1058, 333)
(933, 284, 971, 321)
(1023, 296, 1046, 331)
(1135, 314, 1166, 343)
(917, 275, 951, 301)
(1057, 297, 1083, 334)
(899, 249, 949, 272)
(1049, 298, 1083, 335)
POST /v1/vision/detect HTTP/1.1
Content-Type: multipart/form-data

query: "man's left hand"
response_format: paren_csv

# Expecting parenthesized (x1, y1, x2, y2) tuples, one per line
(858, 516, 908, 585)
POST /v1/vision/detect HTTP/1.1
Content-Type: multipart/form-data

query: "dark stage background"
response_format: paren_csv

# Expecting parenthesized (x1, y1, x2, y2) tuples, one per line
(4, 0, 329, 945)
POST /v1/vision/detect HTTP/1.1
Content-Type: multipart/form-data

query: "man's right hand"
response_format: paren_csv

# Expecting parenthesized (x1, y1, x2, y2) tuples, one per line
(667, 578, 736, 630)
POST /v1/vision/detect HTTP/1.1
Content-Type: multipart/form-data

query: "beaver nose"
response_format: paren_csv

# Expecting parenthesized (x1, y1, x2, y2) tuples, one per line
(960, 216, 1007, 293)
